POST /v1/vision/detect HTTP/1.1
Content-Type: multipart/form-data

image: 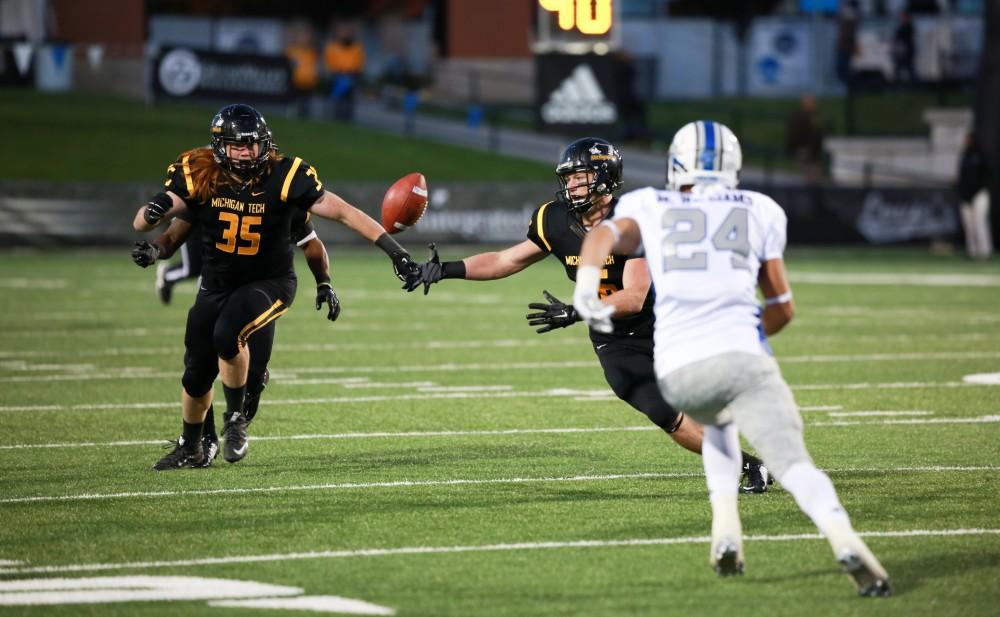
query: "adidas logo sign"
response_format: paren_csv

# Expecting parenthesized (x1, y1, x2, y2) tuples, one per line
(541, 64, 617, 124)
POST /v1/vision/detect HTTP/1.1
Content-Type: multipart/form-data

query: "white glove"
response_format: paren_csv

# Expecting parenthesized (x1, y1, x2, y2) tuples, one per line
(573, 265, 615, 334)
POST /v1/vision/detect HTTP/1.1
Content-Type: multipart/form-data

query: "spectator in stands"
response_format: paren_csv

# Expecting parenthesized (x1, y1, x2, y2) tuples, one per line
(956, 133, 993, 260)
(285, 20, 320, 118)
(323, 23, 366, 122)
(786, 94, 825, 185)
(835, 1, 859, 88)
(892, 11, 916, 83)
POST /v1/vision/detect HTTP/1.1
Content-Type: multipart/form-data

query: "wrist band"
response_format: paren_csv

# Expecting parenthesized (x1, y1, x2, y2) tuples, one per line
(441, 261, 466, 279)
(764, 291, 793, 306)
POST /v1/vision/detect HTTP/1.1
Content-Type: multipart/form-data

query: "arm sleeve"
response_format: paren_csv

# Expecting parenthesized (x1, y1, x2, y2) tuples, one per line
(525, 203, 553, 254)
(610, 191, 646, 257)
(291, 210, 318, 247)
(164, 156, 198, 222)
(279, 157, 325, 210)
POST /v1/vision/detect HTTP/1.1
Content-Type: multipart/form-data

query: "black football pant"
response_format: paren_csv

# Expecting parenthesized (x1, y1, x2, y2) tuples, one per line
(594, 336, 683, 431)
(182, 277, 295, 397)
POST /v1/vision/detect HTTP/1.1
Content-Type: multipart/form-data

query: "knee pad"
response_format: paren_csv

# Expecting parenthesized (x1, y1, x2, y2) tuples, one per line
(213, 323, 242, 360)
(182, 367, 216, 398)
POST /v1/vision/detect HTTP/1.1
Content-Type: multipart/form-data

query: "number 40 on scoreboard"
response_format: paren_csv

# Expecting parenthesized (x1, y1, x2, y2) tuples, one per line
(539, 0, 613, 35)
(535, 0, 619, 53)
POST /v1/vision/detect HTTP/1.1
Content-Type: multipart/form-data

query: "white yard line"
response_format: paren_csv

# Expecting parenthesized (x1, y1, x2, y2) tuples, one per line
(826, 411, 933, 417)
(2, 466, 997, 506)
(3, 350, 1000, 382)
(790, 271, 1000, 287)
(0, 528, 995, 576)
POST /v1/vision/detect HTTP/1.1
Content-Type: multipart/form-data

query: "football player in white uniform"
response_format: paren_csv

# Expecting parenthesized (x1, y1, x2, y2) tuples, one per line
(572, 120, 891, 597)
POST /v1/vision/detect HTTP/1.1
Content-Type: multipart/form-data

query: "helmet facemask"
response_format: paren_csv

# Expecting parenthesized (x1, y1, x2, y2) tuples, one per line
(210, 104, 274, 182)
(554, 138, 623, 221)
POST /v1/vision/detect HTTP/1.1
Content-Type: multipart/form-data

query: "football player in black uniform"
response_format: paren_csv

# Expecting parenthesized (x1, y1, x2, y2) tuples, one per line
(154, 235, 201, 304)
(134, 209, 340, 467)
(417, 137, 771, 492)
(132, 103, 420, 470)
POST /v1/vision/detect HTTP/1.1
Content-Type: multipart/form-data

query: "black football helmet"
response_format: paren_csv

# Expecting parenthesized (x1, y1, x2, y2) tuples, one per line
(555, 137, 623, 216)
(210, 104, 273, 180)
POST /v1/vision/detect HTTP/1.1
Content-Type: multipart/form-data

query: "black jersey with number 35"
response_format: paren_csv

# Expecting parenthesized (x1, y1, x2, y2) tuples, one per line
(166, 154, 324, 291)
(526, 198, 654, 343)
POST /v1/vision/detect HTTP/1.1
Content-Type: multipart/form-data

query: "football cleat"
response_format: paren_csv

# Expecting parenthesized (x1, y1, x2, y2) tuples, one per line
(152, 438, 205, 471)
(222, 411, 249, 463)
(711, 539, 745, 577)
(195, 434, 220, 468)
(155, 262, 173, 305)
(244, 368, 269, 425)
(741, 460, 774, 494)
(837, 545, 892, 597)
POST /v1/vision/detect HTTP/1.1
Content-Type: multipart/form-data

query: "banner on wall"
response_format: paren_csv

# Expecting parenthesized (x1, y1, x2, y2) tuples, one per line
(152, 47, 292, 102)
(748, 21, 814, 94)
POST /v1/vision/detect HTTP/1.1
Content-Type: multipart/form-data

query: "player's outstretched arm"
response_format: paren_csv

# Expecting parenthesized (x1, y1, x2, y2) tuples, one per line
(758, 258, 795, 335)
(309, 190, 421, 290)
(132, 191, 187, 232)
(418, 240, 547, 293)
(603, 257, 651, 317)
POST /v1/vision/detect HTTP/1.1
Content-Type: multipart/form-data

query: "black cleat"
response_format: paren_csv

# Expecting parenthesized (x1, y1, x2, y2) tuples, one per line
(838, 548, 893, 598)
(222, 411, 249, 463)
(152, 438, 204, 471)
(711, 539, 745, 577)
(244, 368, 269, 425)
(741, 461, 773, 494)
(155, 262, 173, 305)
(195, 434, 219, 468)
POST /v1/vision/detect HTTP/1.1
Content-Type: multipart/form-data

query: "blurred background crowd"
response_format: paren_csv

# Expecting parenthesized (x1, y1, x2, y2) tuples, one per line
(0, 0, 996, 259)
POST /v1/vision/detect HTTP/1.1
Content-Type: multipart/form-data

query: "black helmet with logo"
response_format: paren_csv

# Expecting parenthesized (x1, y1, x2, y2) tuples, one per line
(555, 137, 623, 216)
(210, 104, 273, 180)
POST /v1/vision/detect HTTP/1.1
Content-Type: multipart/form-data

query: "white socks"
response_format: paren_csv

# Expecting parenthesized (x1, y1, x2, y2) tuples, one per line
(703, 424, 743, 543)
(779, 461, 854, 547)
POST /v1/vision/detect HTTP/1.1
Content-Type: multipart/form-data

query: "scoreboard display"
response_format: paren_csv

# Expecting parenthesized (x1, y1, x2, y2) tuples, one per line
(534, 0, 620, 54)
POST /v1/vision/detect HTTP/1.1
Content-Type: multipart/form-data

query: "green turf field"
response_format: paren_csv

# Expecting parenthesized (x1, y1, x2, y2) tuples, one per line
(0, 247, 998, 616)
(0, 90, 552, 183)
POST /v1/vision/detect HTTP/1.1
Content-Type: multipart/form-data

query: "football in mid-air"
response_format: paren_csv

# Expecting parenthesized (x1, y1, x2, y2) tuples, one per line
(381, 172, 428, 234)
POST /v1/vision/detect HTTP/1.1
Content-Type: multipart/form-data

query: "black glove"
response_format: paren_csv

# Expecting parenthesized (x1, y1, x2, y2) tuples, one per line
(131, 241, 161, 268)
(392, 251, 421, 292)
(526, 290, 582, 334)
(315, 283, 341, 322)
(417, 243, 442, 295)
(375, 232, 421, 291)
(142, 192, 172, 226)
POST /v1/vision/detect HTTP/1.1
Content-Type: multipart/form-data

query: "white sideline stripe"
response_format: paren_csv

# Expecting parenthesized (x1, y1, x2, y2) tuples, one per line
(0, 561, 23, 566)
(801, 405, 843, 412)
(0, 528, 996, 576)
(1, 384, 996, 414)
(3, 350, 999, 383)
(5, 416, 998, 451)
(790, 271, 1000, 287)
(2, 466, 997, 505)
(811, 415, 1000, 427)
(827, 411, 932, 417)
(0, 426, 664, 450)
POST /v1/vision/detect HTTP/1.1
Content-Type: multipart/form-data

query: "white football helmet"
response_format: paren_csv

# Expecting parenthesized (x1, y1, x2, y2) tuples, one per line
(666, 120, 742, 190)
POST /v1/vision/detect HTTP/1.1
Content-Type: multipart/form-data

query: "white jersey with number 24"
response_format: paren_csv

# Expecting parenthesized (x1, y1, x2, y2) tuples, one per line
(612, 183, 788, 376)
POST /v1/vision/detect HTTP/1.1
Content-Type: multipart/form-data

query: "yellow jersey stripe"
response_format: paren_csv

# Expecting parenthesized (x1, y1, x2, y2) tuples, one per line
(281, 157, 302, 202)
(536, 202, 553, 252)
(181, 155, 194, 194)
